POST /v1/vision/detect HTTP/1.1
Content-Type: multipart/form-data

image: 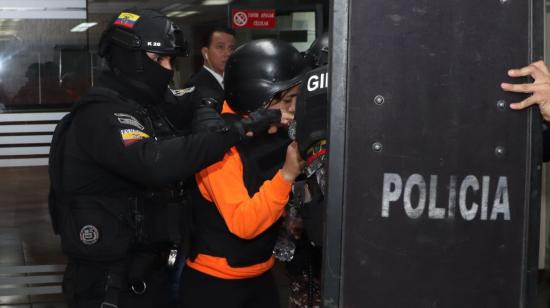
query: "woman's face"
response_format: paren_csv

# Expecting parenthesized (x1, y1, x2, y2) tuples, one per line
(268, 84, 301, 126)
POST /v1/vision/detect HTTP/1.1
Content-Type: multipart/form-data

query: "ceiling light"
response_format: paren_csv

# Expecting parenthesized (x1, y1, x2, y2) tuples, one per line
(202, 0, 231, 5)
(176, 11, 199, 18)
(0, 30, 16, 36)
(163, 3, 189, 12)
(0, 0, 86, 19)
(0, 0, 86, 9)
(0, 11, 86, 19)
(167, 11, 199, 18)
(70, 22, 98, 32)
(166, 11, 181, 17)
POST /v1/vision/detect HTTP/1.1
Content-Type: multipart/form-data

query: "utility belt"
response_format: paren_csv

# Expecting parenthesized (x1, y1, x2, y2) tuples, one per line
(56, 188, 188, 264)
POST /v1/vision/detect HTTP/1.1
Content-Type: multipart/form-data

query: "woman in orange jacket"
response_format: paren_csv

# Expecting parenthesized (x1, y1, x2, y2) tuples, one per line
(180, 39, 307, 308)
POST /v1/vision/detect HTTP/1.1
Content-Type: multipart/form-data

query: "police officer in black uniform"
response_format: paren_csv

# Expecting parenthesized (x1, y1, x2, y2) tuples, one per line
(295, 32, 329, 244)
(285, 32, 329, 308)
(48, 8, 281, 308)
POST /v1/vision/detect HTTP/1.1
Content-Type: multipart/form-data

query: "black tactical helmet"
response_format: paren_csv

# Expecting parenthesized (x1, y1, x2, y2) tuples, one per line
(224, 39, 306, 114)
(97, 9, 189, 102)
(303, 32, 329, 68)
(98, 9, 189, 58)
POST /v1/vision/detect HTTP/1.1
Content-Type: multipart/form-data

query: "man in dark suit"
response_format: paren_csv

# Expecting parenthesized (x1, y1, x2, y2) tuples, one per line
(185, 27, 236, 104)
(162, 27, 236, 132)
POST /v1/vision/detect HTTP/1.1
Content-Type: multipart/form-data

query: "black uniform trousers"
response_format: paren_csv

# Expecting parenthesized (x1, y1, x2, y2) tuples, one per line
(180, 266, 280, 308)
(63, 261, 171, 308)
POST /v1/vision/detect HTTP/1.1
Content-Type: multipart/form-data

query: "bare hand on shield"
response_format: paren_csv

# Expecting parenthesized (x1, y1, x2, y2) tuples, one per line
(501, 60, 550, 121)
(281, 141, 306, 183)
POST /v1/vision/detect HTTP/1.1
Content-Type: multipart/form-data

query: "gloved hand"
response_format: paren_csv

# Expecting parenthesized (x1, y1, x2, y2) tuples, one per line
(191, 98, 229, 133)
(232, 109, 282, 138)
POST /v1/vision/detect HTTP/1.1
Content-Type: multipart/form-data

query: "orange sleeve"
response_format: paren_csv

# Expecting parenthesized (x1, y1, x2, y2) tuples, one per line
(196, 146, 292, 240)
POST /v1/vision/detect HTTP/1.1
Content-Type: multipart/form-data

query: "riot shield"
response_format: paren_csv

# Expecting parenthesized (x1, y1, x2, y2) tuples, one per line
(324, 1, 543, 307)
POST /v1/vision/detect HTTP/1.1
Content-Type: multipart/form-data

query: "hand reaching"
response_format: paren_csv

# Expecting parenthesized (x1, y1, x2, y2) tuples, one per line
(501, 60, 550, 120)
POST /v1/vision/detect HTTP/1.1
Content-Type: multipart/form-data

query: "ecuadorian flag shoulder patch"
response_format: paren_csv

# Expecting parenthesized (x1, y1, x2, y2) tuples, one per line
(114, 12, 140, 29)
(120, 129, 149, 147)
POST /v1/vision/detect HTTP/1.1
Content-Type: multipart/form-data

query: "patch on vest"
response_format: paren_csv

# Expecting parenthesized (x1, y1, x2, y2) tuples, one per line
(120, 129, 150, 147)
(114, 113, 145, 130)
(80, 225, 99, 245)
(170, 86, 195, 97)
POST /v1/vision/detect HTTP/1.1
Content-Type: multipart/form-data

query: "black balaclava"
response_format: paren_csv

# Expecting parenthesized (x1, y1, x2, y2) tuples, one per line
(108, 44, 173, 104)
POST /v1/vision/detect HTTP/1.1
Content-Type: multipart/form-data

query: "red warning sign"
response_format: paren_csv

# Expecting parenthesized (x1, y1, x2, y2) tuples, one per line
(231, 9, 276, 29)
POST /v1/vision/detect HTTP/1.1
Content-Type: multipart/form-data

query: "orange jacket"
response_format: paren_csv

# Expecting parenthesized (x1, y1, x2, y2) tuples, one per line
(186, 104, 292, 279)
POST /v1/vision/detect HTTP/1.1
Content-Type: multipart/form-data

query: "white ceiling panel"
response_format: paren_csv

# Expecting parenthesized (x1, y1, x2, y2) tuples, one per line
(0, 0, 86, 9)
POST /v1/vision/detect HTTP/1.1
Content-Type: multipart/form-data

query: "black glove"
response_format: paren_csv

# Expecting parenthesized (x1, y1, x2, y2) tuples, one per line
(191, 98, 229, 133)
(232, 109, 282, 137)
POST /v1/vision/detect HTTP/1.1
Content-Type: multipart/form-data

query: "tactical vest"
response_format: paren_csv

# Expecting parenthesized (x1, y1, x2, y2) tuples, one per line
(48, 87, 186, 262)
(190, 115, 291, 267)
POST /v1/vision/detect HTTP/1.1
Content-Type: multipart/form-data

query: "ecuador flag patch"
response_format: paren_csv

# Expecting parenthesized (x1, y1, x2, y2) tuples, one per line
(120, 129, 149, 147)
(114, 12, 140, 29)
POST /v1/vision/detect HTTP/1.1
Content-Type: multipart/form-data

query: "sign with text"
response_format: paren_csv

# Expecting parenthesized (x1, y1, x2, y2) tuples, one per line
(231, 9, 276, 29)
